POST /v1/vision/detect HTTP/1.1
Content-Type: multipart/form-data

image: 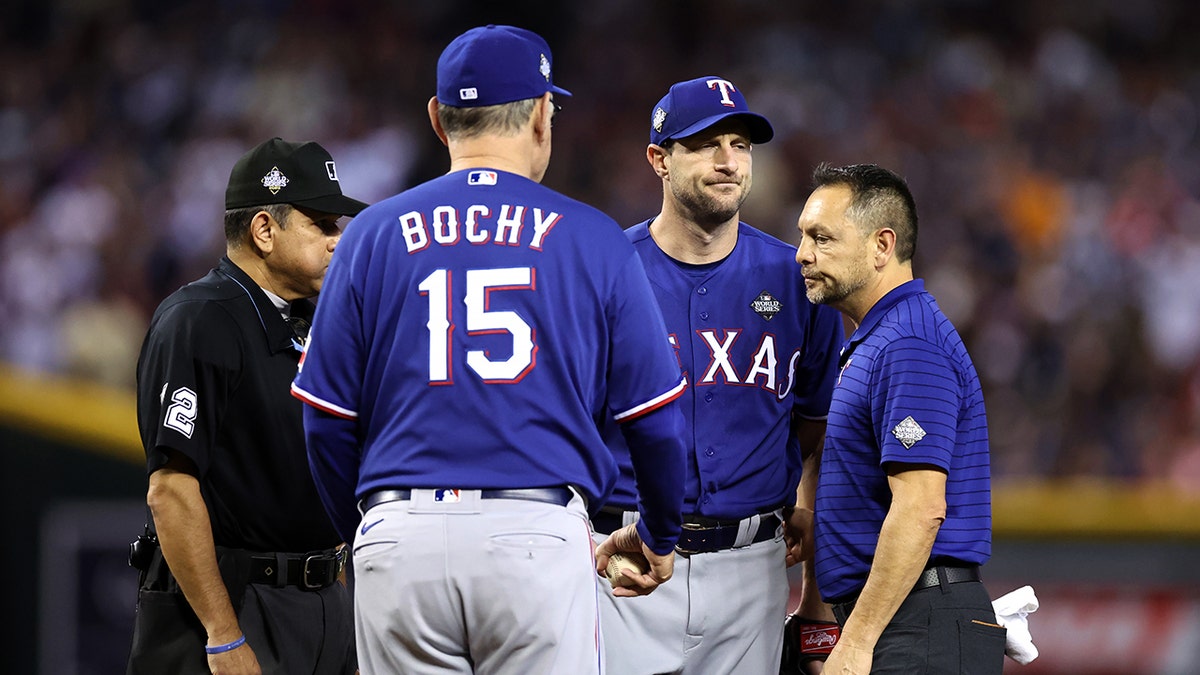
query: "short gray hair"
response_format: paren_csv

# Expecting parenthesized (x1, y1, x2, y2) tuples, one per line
(436, 98, 538, 139)
(224, 203, 294, 247)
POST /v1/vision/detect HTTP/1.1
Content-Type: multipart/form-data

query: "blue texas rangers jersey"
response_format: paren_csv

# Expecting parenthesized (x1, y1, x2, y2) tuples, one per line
(292, 169, 686, 516)
(814, 280, 992, 602)
(604, 220, 843, 520)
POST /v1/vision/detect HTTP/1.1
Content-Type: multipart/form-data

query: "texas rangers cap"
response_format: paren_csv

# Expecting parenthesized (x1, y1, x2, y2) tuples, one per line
(649, 76, 774, 146)
(225, 137, 368, 216)
(436, 24, 572, 108)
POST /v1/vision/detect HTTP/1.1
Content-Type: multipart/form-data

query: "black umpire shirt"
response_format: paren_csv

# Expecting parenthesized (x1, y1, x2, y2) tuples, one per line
(136, 256, 340, 552)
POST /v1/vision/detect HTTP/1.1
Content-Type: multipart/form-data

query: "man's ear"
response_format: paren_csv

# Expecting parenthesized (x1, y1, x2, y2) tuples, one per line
(647, 144, 669, 179)
(531, 92, 555, 144)
(248, 210, 275, 256)
(428, 96, 449, 147)
(530, 91, 549, 142)
(874, 228, 897, 267)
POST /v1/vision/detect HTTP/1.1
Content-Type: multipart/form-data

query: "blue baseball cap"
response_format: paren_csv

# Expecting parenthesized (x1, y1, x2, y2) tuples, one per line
(437, 24, 572, 108)
(649, 76, 774, 146)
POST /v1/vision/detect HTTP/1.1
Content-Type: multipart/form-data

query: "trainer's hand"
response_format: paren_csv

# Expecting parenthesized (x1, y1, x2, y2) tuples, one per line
(821, 641, 872, 675)
(783, 505, 815, 567)
(207, 639, 261, 675)
(595, 523, 674, 597)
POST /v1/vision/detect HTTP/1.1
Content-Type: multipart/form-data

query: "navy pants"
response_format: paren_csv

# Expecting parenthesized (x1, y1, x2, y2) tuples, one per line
(833, 578, 1006, 674)
(126, 549, 355, 675)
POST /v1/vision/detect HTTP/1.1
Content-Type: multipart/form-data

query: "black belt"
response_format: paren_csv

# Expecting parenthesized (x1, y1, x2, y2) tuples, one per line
(676, 512, 780, 555)
(913, 563, 980, 591)
(591, 508, 780, 554)
(831, 564, 981, 622)
(361, 487, 573, 512)
(248, 548, 346, 590)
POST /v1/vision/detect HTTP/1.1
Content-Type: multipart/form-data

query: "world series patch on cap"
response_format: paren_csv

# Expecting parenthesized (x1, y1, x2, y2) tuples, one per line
(649, 76, 774, 146)
(437, 24, 572, 108)
(225, 137, 368, 216)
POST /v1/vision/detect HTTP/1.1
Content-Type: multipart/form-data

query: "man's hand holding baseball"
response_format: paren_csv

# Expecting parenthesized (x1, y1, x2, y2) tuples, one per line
(595, 522, 674, 597)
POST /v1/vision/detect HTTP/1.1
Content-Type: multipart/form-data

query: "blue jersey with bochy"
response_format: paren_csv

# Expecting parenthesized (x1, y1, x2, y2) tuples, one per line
(293, 169, 685, 508)
(814, 280, 992, 602)
(603, 221, 843, 520)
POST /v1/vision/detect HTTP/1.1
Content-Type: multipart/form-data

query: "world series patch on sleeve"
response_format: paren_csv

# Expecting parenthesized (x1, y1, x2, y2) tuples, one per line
(780, 614, 840, 671)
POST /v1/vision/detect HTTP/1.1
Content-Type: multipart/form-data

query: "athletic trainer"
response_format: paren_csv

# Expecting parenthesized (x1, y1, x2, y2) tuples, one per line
(592, 76, 844, 674)
(292, 25, 688, 674)
(797, 163, 1005, 673)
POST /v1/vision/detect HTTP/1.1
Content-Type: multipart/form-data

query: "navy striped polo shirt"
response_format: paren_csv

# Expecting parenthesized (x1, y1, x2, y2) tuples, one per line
(814, 279, 992, 602)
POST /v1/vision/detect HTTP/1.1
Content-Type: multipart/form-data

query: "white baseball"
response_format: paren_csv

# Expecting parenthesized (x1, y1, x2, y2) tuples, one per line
(605, 552, 649, 587)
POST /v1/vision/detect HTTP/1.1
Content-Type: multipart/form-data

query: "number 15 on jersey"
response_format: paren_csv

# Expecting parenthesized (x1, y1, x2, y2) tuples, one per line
(418, 266, 538, 384)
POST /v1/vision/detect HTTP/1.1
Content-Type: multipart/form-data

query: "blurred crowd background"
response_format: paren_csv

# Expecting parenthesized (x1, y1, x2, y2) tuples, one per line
(3, 0, 1200, 486)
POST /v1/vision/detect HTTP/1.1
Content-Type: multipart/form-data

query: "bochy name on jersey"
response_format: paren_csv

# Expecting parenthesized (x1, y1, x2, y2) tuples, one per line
(396, 202, 562, 254)
(293, 169, 685, 507)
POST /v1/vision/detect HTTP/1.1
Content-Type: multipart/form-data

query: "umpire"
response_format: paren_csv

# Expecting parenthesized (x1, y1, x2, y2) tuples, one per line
(127, 138, 367, 674)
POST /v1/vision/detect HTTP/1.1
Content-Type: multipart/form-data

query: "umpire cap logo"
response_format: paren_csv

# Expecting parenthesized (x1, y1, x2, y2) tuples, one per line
(750, 290, 781, 321)
(261, 166, 289, 195)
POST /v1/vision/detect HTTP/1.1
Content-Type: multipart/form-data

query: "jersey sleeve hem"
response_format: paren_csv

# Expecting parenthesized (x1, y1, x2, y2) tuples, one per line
(290, 383, 358, 420)
(613, 378, 686, 423)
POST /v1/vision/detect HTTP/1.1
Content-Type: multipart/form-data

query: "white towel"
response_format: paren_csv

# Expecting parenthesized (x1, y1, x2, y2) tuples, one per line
(991, 585, 1040, 665)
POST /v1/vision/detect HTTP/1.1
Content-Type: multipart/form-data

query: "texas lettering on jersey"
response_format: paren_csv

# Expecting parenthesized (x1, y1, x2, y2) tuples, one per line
(397, 204, 562, 253)
(669, 330, 804, 403)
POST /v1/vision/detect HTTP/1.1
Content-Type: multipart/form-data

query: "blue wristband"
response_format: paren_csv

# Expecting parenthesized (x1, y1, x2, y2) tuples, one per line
(205, 634, 246, 655)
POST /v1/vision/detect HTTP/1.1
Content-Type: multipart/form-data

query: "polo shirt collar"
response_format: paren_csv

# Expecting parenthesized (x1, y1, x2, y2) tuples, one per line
(840, 279, 925, 366)
(217, 257, 296, 354)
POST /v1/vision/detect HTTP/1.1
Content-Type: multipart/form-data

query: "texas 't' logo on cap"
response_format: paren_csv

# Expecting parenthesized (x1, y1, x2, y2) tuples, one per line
(648, 75, 774, 146)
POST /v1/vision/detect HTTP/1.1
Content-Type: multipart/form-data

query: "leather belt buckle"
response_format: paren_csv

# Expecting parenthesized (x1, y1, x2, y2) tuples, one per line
(302, 552, 339, 590)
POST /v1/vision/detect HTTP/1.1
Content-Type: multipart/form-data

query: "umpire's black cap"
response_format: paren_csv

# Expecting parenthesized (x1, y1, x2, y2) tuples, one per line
(225, 137, 368, 216)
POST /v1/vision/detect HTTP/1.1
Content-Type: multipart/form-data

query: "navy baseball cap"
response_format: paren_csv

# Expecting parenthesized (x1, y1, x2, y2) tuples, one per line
(649, 76, 774, 146)
(225, 137, 368, 216)
(436, 24, 572, 107)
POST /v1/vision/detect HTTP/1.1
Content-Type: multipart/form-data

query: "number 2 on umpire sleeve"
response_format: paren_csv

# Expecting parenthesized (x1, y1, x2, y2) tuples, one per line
(418, 267, 537, 383)
(163, 387, 198, 438)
